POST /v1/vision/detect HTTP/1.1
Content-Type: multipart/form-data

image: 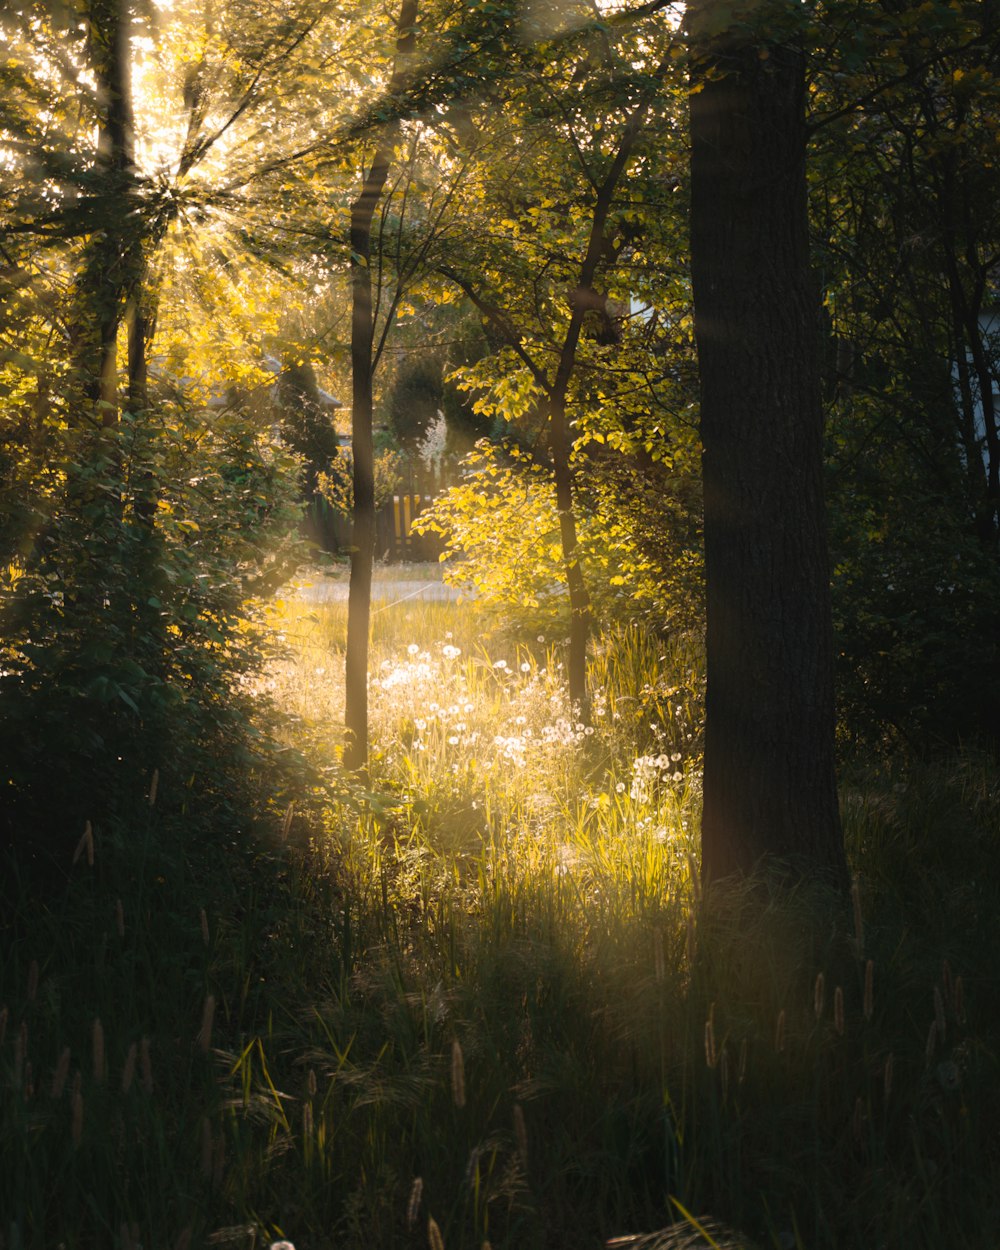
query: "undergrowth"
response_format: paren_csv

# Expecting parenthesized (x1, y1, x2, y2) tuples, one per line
(1, 594, 997, 1249)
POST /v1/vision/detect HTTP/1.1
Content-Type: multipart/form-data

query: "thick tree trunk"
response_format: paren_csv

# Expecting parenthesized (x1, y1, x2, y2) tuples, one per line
(688, 12, 846, 885)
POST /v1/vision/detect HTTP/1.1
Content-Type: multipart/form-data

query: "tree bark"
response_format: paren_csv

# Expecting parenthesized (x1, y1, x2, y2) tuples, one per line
(343, 0, 418, 774)
(688, 6, 847, 885)
(70, 0, 139, 420)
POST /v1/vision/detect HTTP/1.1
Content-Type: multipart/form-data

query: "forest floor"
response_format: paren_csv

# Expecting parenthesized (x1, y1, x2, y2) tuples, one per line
(2, 592, 999, 1250)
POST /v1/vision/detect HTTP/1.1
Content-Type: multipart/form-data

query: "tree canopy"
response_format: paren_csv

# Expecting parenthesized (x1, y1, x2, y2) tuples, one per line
(3, 0, 1000, 870)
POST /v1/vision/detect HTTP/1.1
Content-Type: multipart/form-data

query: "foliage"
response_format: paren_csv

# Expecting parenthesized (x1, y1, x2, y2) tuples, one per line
(316, 444, 403, 514)
(810, 0, 1000, 747)
(415, 439, 702, 638)
(0, 384, 305, 850)
(827, 401, 1000, 748)
(386, 354, 444, 451)
(276, 362, 343, 495)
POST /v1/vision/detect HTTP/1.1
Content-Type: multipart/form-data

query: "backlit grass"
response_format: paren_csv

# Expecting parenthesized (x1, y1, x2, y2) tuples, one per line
(1, 593, 998, 1249)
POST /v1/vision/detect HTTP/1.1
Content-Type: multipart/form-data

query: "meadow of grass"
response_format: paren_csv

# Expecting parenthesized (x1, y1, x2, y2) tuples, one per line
(2, 592, 998, 1250)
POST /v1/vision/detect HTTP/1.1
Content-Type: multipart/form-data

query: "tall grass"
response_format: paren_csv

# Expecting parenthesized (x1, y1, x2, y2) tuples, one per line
(1, 594, 997, 1249)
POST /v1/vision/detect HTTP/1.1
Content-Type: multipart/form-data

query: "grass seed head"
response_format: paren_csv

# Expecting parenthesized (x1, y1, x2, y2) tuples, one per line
(813, 971, 825, 1020)
(428, 1215, 445, 1250)
(148, 768, 159, 807)
(407, 1177, 424, 1229)
(115, 898, 125, 939)
(451, 1038, 466, 1108)
(200, 908, 210, 947)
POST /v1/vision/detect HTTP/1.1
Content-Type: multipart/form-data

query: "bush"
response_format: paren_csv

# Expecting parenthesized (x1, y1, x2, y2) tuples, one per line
(413, 440, 703, 640)
(0, 392, 305, 860)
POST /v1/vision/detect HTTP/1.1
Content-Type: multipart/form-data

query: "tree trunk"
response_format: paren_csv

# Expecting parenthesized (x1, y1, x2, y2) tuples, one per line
(547, 387, 590, 714)
(70, 0, 138, 420)
(343, 0, 418, 774)
(344, 182, 380, 773)
(543, 91, 655, 714)
(688, 7, 846, 886)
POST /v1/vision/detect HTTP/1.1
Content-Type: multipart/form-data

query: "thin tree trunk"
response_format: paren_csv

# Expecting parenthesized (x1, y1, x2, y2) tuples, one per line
(70, 0, 138, 420)
(343, 0, 418, 774)
(546, 386, 591, 713)
(128, 287, 159, 528)
(537, 89, 656, 712)
(688, 6, 846, 886)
